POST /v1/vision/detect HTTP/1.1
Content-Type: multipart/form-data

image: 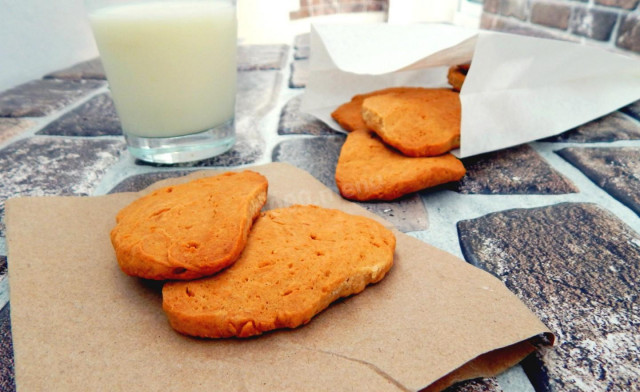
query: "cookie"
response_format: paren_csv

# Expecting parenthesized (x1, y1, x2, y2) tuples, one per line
(331, 87, 411, 132)
(162, 204, 395, 338)
(362, 88, 461, 157)
(110, 171, 268, 280)
(335, 129, 466, 201)
(447, 63, 470, 92)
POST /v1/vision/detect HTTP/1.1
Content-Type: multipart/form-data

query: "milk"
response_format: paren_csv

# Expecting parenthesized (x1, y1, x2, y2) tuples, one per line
(89, 1, 237, 138)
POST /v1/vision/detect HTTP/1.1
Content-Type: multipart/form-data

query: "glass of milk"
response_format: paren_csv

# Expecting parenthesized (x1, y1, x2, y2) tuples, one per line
(85, 0, 237, 164)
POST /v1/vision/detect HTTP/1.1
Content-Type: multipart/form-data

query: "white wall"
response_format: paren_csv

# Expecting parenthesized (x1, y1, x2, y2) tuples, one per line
(0, 0, 99, 92)
(237, 0, 295, 44)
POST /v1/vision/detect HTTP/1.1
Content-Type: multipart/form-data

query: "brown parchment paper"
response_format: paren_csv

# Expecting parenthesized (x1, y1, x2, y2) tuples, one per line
(5, 163, 553, 392)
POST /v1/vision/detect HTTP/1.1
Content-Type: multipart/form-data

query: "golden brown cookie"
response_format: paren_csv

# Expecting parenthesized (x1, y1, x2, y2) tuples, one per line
(335, 129, 466, 201)
(362, 88, 461, 157)
(162, 204, 395, 338)
(110, 171, 268, 280)
(447, 63, 470, 92)
(331, 87, 411, 132)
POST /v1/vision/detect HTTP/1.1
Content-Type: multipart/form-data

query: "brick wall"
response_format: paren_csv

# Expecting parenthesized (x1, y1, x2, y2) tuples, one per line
(290, 0, 389, 20)
(481, 0, 640, 55)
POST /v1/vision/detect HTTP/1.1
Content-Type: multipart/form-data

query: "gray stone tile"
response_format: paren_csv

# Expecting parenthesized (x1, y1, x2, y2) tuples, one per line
(0, 256, 6, 277)
(37, 93, 122, 137)
(237, 44, 289, 71)
(43, 58, 106, 80)
(457, 202, 640, 392)
(531, 2, 571, 30)
(458, 144, 578, 194)
(480, 13, 580, 42)
(557, 147, 640, 215)
(136, 70, 280, 167)
(272, 136, 429, 232)
(499, 0, 527, 20)
(236, 70, 282, 119)
(0, 79, 104, 118)
(272, 135, 345, 192)
(444, 377, 502, 392)
(359, 195, 429, 232)
(107, 171, 193, 194)
(289, 59, 309, 89)
(614, 13, 640, 52)
(0, 119, 34, 145)
(543, 111, 640, 143)
(0, 304, 14, 392)
(570, 7, 618, 41)
(595, 0, 639, 10)
(278, 95, 341, 136)
(621, 99, 640, 121)
(293, 33, 310, 60)
(0, 137, 125, 235)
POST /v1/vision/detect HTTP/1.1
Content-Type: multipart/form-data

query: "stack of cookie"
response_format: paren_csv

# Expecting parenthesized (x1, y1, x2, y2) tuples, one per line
(331, 68, 469, 201)
(110, 170, 396, 338)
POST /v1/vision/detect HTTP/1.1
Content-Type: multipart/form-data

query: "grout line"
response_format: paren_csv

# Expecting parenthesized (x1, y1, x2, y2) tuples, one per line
(0, 276, 7, 313)
(533, 140, 640, 232)
(255, 62, 299, 165)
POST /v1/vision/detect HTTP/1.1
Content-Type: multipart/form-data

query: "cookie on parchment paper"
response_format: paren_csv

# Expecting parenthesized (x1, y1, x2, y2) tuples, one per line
(362, 88, 461, 157)
(335, 129, 466, 201)
(111, 171, 268, 281)
(162, 204, 396, 338)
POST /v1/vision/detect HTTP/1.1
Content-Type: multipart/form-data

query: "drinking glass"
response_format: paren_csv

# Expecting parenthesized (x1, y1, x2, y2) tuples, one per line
(85, 0, 237, 163)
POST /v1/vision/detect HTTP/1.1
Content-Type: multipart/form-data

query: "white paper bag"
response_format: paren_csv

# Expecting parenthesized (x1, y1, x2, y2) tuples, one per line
(301, 23, 640, 157)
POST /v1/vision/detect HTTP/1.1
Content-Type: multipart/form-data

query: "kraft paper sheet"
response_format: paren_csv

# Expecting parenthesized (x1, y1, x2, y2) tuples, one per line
(6, 163, 553, 391)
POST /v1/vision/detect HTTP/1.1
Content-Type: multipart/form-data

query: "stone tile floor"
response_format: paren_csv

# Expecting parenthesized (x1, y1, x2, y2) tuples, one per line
(0, 38, 639, 392)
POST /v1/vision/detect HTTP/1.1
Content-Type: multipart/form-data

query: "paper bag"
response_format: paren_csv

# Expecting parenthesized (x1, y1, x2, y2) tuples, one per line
(6, 163, 553, 391)
(301, 23, 640, 157)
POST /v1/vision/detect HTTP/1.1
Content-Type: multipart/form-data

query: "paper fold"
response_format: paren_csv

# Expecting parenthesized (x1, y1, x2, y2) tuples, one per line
(6, 163, 553, 391)
(301, 24, 640, 157)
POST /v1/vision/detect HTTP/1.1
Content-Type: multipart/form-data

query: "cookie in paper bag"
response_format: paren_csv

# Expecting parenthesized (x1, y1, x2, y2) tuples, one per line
(162, 204, 395, 338)
(335, 129, 466, 201)
(362, 88, 461, 157)
(447, 63, 470, 92)
(110, 171, 268, 280)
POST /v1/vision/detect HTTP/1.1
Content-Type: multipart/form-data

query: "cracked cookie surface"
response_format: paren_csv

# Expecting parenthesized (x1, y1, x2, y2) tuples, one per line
(162, 204, 395, 338)
(110, 171, 268, 280)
